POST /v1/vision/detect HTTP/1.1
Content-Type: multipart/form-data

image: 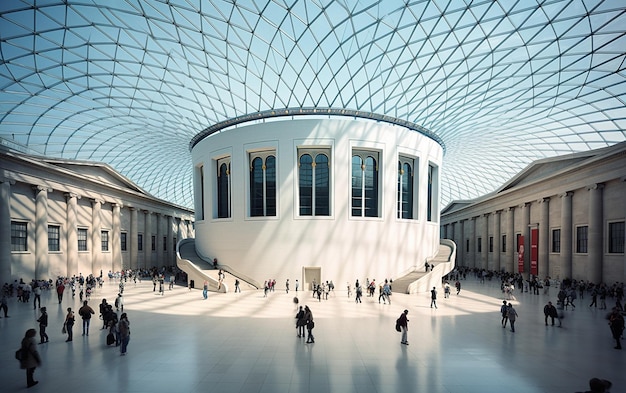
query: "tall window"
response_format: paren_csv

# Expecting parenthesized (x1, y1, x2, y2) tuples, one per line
(351, 151, 379, 217)
(121, 232, 127, 251)
(48, 225, 60, 252)
(299, 149, 330, 216)
(11, 221, 27, 251)
(78, 228, 88, 251)
(101, 230, 109, 251)
(489, 236, 494, 252)
(199, 165, 205, 220)
(466, 239, 469, 252)
(502, 235, 507, 253)
(397, 157, 414, 219)
(427, 163, 438, 222)
(608, 221, 625, 253)
(477, 237, 482, 253)
(217, 157, 231, 219)
(151, 235, 156, 251)
(138, 234, 143, 251)
(163, 236, 167, 251)
(551, 229, 561, 253)
(250, 151, 276, 217)
(576, 226, 588, 253)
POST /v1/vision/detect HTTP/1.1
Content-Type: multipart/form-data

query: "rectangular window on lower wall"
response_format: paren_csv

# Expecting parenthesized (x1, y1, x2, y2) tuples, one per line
(48, 225, 60, 252)
(489, 236, 493, 252)
(121, 232, 127, 251)
(101, 230, 109, 252)
(576, 226, 588, 253)
(11, 221, 28, 251)
(501, 235, 506, 253)
(551, 229, 561, 253)
(138, 234, 143, 251)
(477, 237, 482, 253)
(608, 221, 625, 253)
(78, 228, 88, 251)
(151, 235, 156, 251)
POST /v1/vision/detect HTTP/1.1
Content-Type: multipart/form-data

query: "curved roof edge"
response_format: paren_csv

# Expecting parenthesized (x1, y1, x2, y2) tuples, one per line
(190, 107, 444, 152)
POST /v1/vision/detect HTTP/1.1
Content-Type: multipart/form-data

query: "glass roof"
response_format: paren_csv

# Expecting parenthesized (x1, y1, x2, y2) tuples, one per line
(1, 0, 625, 209)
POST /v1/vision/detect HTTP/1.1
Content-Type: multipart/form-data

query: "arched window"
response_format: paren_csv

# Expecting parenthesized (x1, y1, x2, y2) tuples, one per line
(298, 149, 330, 216)
(397, 157, 414, 219)
(352, 151, 379, 217)
(427, 163, 438, 222)
(216, 158, 230, 218)
(249, 152, 276, 217)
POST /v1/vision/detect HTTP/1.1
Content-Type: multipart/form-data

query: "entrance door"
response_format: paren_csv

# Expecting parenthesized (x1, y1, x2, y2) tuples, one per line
(303, 267, 321, 292)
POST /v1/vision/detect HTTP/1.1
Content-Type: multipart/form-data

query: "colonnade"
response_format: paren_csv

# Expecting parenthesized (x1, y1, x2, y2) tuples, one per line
(442, 183, 623, 283)
(0, 179, 194, 283)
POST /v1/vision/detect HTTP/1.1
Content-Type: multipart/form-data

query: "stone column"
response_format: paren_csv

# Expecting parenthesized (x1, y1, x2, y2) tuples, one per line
(167, 215, 174, 265)
(65, 193, 79, 276)
(156, 213, 163, 267)
(588, 184, 604, 283)
(482, 213, 489, 270)
(130, 207, 138, 270)
(560, 192, 573, 280)
(0, 180, 14, 284)
(521, 202, 530, 277)
(506, 207, 515, 273)
(470, 217, 477, 268)
(144, 210, 152, 268)
(91, 199, 102, 276)
(538, 197, 550, 279)
(112, 203, 121, 273)
(494, 210, 501, 272)
(34, 186, 50, 279)
(459, 219, 466, 267)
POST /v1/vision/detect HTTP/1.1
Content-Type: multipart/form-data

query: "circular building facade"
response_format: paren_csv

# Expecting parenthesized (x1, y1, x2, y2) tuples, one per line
(191, 111, 444, 288)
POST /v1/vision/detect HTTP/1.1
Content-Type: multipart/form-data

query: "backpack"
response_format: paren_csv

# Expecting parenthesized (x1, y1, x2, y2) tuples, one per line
(395, 318, 401, 332)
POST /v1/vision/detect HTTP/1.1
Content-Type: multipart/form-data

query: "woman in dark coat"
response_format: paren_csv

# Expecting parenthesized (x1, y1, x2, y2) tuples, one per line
(20, 328, 42, 387)
(608, 308, 625, 349)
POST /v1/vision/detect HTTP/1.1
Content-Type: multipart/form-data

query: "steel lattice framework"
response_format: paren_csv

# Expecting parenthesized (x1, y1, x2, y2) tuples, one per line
(1, 0, 625, 209)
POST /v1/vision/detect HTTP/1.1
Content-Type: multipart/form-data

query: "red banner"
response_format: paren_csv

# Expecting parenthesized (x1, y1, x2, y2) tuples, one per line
(531, 228, 538, 276)
(518, 235, 525, 273)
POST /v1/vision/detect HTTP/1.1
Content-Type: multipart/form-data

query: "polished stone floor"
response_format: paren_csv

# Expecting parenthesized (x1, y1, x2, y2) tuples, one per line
(0, 276, 622, 393)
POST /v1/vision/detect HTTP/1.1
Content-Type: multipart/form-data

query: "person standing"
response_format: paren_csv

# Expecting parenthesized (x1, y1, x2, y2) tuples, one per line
(78, 300, 95, 336)
(295, 306, 305, 338)
(500, 300, 509, 328)
(119, 312, 131, 355)
(203, 280, 208, 300)
(398, 309, 409, 345)
(32, 285, 41, 310)
(19, 328, 41, 388)
(455, 280, 461, 295)
(295, 279, 299, 292)
(430, 287, 438, 309)
(234, 279, 241, 293)
(608, 307, 625, 349)
(544, 301, 560, 326)
(304, 305, 315, 343)
(507, 303, 518, 332)
(1, 292, 9, 317)
(36, 307, 49, 344)
(285, 279, 290, 293)
(64, 307, 75, 342)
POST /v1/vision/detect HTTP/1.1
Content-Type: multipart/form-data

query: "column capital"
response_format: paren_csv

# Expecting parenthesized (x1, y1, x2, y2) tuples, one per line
(32, 185, 52, 193)
(64, 192, 81, 200)
(587, 183, 604, 191)
(507, 206, 515, 212)
(495, 209, 503, 215)
(143, 209, 152, 215)
(0, 178, 16, 185)
(519, 202, 531, 209)
(559, 191, 573, 198)
(112, 202, 123, 209)
(483, 212, 490, 217)
(91, 198, 104, 205)
(537, 197, 550, 204)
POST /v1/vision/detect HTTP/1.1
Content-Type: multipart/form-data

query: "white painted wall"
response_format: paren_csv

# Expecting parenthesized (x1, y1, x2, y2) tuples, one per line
(192, 118, 443, 287)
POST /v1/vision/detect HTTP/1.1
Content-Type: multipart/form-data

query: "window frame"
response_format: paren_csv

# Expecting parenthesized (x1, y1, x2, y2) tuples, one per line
(101, 230, 109, 252)
(121, 232, 127, 252)
(608, 221, 625, 254)
(249, 150, 277, 217)
(351, 149, 380, 218)
(77, 227, 88, 252)
(216, 156, 231, 219)
(551, 228, 561, 253)
(11, 221, 28, 252)
(576, 225, 588, 254)
(397, 156, 415, 220)
(48, 225, 61, 252)
(298, 147, 331, 217)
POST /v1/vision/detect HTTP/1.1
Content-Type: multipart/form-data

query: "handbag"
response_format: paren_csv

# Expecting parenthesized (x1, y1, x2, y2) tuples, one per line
(62, 323, 67, 334)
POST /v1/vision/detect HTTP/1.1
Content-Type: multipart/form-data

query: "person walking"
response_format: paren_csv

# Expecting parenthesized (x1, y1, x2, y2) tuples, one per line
(544, 301, 560, 327)
(234, 279, 240, 293)
(19, 328, 41, 388)
(430, 287, 438, 308)
(64, 307, 75, 342)
(608, 307, 625, 349)
(78, 300, 95, 336)
(119, 312, 131, 355)
(36, 307, 49, 344)
(507, 303, 518, 332)
(295, 279, 299, 292)
(500, 300, 509, 328)
(0, 292, 8, 317)
(285, 279, 290, 293)
(398, 309, 409, 345)
(202, 280, 208, 300)
(32, 285, 41, 309)
(455, 280, 461, 295)
(304, 305, 315, 343)
(56, 282, 65, 303)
